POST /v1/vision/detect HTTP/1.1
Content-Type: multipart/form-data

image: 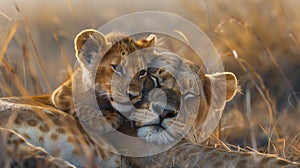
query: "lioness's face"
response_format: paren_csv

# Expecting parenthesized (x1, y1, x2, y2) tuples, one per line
(132, 62, 202, 144)
(130, 53, 238, 145)
(74, 29, 156, 112)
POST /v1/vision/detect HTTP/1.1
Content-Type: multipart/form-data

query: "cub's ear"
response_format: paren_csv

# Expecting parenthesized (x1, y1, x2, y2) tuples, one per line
(135, 34, 156, 48)
(205, 72, 238, 102)
(74, 29, 107, 65)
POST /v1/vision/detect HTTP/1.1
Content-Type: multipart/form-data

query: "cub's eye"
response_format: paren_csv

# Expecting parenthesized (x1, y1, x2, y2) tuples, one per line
(111, 64, 122, 74)
(183, 92, 196, 100)
(138, 69, 147, 78)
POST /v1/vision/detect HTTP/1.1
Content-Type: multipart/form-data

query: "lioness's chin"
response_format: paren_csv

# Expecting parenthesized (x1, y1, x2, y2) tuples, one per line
(137, 126, 175, 145)
(111, 101, 133, 112)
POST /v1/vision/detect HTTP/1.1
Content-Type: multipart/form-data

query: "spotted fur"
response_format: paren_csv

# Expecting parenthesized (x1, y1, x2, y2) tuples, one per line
(0, 96, 120, 167)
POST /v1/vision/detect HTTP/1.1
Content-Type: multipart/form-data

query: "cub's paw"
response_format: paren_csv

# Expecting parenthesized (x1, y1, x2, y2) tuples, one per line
(101, 111, 124, 133)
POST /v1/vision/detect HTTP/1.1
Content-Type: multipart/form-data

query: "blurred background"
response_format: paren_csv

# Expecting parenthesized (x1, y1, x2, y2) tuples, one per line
(0, 0, 299, 161)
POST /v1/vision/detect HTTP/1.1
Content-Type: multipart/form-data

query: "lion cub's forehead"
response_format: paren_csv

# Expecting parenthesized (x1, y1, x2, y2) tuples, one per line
(112, 38, 137, 53)
(102, 35, 143, 63)
(107, 34, 138, 51)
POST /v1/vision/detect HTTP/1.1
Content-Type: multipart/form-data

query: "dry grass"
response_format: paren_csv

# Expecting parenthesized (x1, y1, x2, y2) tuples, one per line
(0, 0, 299, 164)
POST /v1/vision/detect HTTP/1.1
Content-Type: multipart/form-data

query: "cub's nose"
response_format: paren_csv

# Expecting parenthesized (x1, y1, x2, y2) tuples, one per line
(159, 109, 178, 120)
(151, 98, 179, 120)
(127, 91, 139, 100)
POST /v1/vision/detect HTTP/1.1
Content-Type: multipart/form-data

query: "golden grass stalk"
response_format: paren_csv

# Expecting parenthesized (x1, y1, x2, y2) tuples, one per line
(22, 21, 52, 92)
(51, 31, 73, 76)
(0, 21, 18, 75)
(220, 16, 297, 105)
(22, 44, 43, 94)
(14, 2, 52, 92)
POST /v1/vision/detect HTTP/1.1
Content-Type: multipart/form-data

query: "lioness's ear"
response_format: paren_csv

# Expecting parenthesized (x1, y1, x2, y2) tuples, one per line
(205, 72, 238, 102)
(136, 34, 156, 48)
(74, 29, 107, 65)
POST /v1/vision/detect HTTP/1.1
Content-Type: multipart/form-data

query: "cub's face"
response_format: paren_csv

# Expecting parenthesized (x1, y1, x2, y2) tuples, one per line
(74, 29, 156, 112)
(131, 52, 238, 145)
